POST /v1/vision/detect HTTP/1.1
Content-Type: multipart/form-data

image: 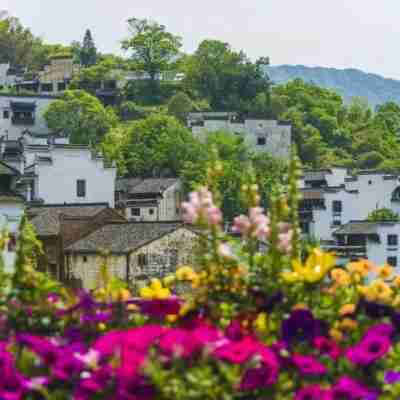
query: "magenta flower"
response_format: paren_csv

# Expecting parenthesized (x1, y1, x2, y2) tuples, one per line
(52, 355, 84, 381)
(346, 334, 391, 366)
(329, 376, 378, 399)
(314, 336, 342, 360)
(295, 384, 327, 400)
(159, 328, 201, 358)
(365, 323, 394, 338)
(17, 334, 60, 365)
(214, 337, 259, 364)
(292, 354, 327, 375)
(131, 297, 181, 317)
(94, 330, 124, 357)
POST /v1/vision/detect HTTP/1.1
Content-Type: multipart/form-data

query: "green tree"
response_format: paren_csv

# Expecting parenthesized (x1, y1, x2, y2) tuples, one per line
(102, 113, 202, 177)
(122, 18, 182, 82)
(80, 29, 97, 67)
(167, 92, 194, 122)
(367, 208, 400, 222)
(43, 90, 117, 144)
(183, 40, 270, 112)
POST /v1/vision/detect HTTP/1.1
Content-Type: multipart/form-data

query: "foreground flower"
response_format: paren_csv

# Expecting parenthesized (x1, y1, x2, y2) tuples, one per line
(181, 187, 222, 226)
(346, 332, 391, 366)
(292, 354, 327, 375)
(282, 249, 336, 283)
(385, 370, 400, 384)
(329, 376, 378, 399)
(314, 336, 342, 360)
(295, 384, 327, 400)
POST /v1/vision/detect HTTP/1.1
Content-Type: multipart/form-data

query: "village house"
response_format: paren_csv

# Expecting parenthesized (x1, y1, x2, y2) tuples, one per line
(298, 168, 400, 267)
(187, 112, 292, 159)
(64, 221, 197, 290)
(115, 178, 182, 222)
(0, 93, 57, 140)
(21, 144, 116, 206)
(28, 203, 125, 280)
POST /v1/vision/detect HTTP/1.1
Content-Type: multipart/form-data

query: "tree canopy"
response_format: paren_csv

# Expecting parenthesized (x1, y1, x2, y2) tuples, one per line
(367, 208, 400, 222)
(43, 90, 117, 144)
(121, 18, 182, 81)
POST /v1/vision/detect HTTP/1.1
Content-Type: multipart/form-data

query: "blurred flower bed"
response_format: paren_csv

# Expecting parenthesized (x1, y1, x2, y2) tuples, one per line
(2, 155, 400, 399)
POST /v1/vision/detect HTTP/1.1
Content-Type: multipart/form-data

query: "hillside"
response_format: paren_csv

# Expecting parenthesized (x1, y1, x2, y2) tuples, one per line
(265, 65, 400, 108)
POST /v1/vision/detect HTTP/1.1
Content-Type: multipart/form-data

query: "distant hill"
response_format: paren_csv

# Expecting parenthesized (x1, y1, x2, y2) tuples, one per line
(265, 65, 400, 108)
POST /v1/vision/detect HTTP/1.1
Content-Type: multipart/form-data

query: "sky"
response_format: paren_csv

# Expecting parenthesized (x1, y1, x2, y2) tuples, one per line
(3, 0, 400, 79)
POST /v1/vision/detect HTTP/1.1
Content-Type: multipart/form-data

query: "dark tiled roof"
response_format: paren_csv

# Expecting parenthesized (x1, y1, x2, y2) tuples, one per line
(128, 178, 179, 195)
(333, 222, 379, 236)
(66, 222, 183, 253)
(0, 161, 20, 176)
(28, 204, 109, 236)
(115, 178, 142, 193)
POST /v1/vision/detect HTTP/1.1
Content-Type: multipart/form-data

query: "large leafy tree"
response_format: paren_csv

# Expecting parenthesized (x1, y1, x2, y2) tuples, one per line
(121, 18, 182, 81)
(43, 90, 117, 144)
(102, 113, 202, 177)
(183, 40, 270, 113)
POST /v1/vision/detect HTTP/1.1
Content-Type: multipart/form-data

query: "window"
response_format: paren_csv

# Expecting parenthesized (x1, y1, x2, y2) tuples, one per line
(76, 180, 86, 198)
(332, 220, 341, 227)
(387, 257, 397, 267)
(138, 254, 148, 267)
(388, 234, 398, 246)
(3, 110, 9, 119)
(41, 83, 53, 92)
(368, 180, 372, 185)
(300, 222, 310, 234)
(257, 137, 266, 146)
(57, 82, 66, 91)
(82, 256, 88, 263)
(332, 200, 342, 213)
(149, 208, 154, 215)
(131, 208, 140, 217)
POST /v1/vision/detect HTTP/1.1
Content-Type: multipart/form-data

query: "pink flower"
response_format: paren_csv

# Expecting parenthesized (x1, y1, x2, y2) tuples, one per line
(159, 328, 200, 358)
(314, 336, 342, 360)
(93, 330, 123, 357)
(295, 384, 328, 400)
(214, 337, 259, 364)
(181, 187, 222, 226)
(292, 354, 327, 375)
(232, 207, 270, 240)
(329, 376, 378, 399)
(217, 243, 235, 260)
(365, 323, 394, 338)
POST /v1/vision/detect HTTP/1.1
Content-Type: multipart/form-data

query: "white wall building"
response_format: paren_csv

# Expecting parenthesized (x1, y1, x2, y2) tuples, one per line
(299, 168, 400, 267)
(22, 144, 116, 207)
(0, 94, 56, 140)
(116, 178, 182, 222)
(188, 112, 291, 159)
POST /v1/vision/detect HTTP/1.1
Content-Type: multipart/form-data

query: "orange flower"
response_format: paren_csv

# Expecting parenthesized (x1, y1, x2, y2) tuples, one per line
(339, 304, 356, 316)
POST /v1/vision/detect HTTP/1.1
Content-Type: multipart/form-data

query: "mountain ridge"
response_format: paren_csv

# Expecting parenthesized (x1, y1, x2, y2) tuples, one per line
(265, 64, 400, 108)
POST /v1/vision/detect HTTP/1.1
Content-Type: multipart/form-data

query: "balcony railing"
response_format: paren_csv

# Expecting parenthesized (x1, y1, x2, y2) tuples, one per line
(11, 116, 35, 126)
(322, 245, 367, 258)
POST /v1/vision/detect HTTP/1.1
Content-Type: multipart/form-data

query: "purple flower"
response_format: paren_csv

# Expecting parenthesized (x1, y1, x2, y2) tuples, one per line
(159, 328, 201, 358)
(17, 334, 60, 365)
(225, 320, 244, 341)
(346, 334, 391, 366)
(0, 371, 26, 400)
(52, 355, 84, 381)
(385, 370, 400, 384)
(360, 300, 393, 318)
(292, 354, 327, 375)
(281, 309, 324, 344)
(365, 323, 394, 338)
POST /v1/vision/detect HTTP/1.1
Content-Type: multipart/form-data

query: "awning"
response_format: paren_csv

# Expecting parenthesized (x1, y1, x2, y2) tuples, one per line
(10, 101, 36, 112)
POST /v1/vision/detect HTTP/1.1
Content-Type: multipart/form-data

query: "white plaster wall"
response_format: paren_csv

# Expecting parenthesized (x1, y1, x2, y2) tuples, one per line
(326, 168, 348, 187)
(0, 202, 25, 233)
(0, 95, 55, 140)
(36, 148, 116, 206)
(69, 254, 126, 290)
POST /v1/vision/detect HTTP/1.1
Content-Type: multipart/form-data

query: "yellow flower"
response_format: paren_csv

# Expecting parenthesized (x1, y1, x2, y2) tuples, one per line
(176, 266, 197, 281)
(98, 323, 106, 331)
(139, 279, 171, 300)
(282, 249, 336, 284)
(254, 312, 268, 333)
(339, 304, 356, 316)
(347, 260, 373, 277)
(378, 264, 394, 280)
(293, 303, 308, 311)
(163, 275, 176, 287)
(374, 280, 393, 303)
(394, 276, 400, 289)
(329, 328, 343, 342)
(166, 314, 178, 323)
(331, 269, 351, 286)
(340, 318, 358, 331)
